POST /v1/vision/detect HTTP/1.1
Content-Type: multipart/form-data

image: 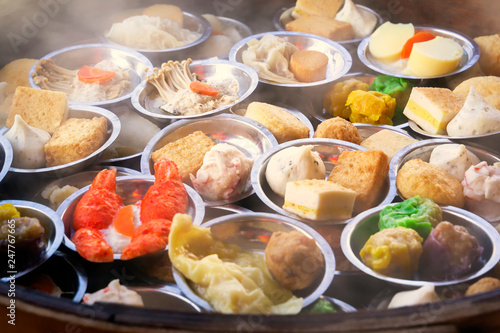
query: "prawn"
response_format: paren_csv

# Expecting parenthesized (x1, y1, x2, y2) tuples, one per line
(121, 219, 172, 260)
(73, 168, 123, 231)
(140, 159, 188, 224)
(72, 228, 114, 262)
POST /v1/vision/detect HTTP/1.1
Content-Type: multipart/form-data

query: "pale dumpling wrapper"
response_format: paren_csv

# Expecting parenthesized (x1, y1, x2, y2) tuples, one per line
(429, 144, 480, 182)
(242, 34, 299, 84)
(4, 114, 51, 169)
(83, 279, 143, 307)
(106, 15, 200, 50)
(265, 145, 326, 197)
(168, 214, 302, 314)
(446, 86, 500, 136)
(388, 284, 440, 309)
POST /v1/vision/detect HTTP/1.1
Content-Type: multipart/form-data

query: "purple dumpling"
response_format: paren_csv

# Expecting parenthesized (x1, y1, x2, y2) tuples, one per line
(420, 221, 483, 280)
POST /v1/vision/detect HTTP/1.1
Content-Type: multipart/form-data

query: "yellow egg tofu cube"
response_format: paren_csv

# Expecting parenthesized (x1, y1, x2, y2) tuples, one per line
(283, 179, 357, 221)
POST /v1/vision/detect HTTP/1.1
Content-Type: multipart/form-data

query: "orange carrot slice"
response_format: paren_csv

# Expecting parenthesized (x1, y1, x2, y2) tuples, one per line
(401, 32, 436, 59)
(112, 205, 136, 237)
(78, 65, 116, 83)
(190, 81, 219, 97)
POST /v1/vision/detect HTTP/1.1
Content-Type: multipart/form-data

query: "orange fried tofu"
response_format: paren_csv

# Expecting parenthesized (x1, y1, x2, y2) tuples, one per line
(44, 117, 107, 167)
(6, 86, 68, 134)
(151, 130, 215, 180)
(327, 150, 389, 214)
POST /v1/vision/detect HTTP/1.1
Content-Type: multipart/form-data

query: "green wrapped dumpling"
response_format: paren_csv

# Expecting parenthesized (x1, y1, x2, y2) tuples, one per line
(378, 196, 442, 239)
(369, 75, 414, 111)
(369, 75, 414, 123)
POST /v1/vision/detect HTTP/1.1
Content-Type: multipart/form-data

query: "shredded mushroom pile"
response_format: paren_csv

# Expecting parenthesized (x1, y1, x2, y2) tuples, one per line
(33, 59, 77, 95)
(32, 58, 130, 102)
(145, 58, 239, 116)
(145, 59, 196, 101)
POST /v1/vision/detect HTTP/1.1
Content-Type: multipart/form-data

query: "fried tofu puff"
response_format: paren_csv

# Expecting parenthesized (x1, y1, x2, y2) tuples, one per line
(466, 277, 500, 296)
(265, 231, 325, 290)
(396, 159, 465, 208)
(313, 116, 362, 144)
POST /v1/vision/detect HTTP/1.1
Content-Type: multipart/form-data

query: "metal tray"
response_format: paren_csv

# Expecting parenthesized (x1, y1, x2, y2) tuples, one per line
(357, 25, 480, 79)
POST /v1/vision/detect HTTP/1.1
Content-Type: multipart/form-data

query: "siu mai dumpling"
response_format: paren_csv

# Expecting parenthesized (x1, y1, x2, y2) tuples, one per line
(446, 86, 500, 136)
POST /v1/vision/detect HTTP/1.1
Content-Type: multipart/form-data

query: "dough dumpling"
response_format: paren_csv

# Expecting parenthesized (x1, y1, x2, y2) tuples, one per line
(242, 34, 299, 84)
(106, 15, 199, 50)
(420, 221, 483, 280)
(4, 114, 51, 168)
(265, 145, 326, 197)
(447, 86, 500, 136)
(429, 144, 480, 182)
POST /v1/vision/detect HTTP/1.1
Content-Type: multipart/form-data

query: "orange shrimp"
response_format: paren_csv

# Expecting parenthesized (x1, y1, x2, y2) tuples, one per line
(140, 159, 188, 224)
(73, 169, 123, 231)
(121, 219, 171, 260)
(72, 228, 114, 262)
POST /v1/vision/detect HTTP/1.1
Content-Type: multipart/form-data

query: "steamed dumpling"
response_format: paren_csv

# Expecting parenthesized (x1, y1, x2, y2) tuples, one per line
(388, 284, 440, 308)
(429, 144, 480, 182)
(446, 86, 500, 136)
(420, 221, 483, 280)
(242, 34, 299, 84)
(360, 227, 423, 278)
(462, 161, 500, 222)
(265, 145, 326, 197)
(4, 114, 51, 168)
